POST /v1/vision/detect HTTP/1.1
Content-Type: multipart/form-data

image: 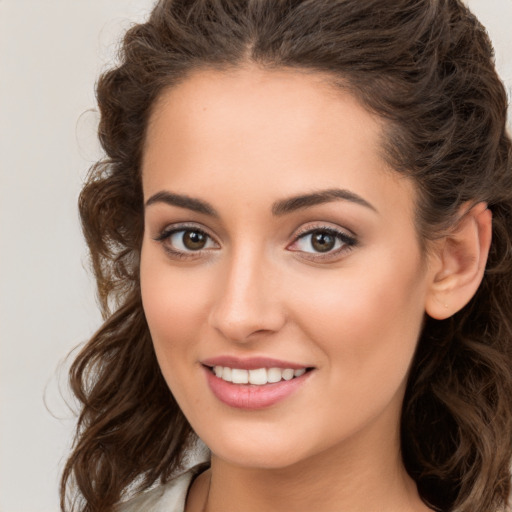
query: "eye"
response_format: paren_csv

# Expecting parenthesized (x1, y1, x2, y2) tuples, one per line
(170, 229, 214, 251)
(154, 226, 219, 257)
(288, 227, 357, 257)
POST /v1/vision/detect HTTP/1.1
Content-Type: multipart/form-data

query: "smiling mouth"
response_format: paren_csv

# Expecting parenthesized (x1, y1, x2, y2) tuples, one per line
(202, 363, 315, 409)
(206, 365, 312, 385)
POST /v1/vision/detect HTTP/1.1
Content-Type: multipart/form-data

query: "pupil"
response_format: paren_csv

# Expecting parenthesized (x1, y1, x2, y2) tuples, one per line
(312, 231, 335, 252)
(183, 230, 206, 250)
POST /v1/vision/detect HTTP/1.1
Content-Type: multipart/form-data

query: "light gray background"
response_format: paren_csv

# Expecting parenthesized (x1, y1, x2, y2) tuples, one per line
(0, 1, 510, 511)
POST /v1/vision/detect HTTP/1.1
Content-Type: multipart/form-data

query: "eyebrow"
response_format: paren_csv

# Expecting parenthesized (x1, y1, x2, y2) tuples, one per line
(145, 191, 219, 216)
(145, 188, 376, 216)
(271, 188, 377, 215)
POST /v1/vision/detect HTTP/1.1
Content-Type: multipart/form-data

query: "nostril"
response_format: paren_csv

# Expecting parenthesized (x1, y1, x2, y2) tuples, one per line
(207, 268, 286, 342)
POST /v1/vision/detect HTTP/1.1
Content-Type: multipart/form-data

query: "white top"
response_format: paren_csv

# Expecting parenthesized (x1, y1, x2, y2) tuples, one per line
(117, 465, 203, 512)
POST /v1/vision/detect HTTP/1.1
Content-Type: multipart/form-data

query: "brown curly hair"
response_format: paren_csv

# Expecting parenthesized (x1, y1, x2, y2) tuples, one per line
(61, 1, 512, 511)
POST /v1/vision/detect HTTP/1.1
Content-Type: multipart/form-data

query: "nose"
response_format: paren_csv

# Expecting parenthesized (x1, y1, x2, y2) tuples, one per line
(208, 248, 286, 343)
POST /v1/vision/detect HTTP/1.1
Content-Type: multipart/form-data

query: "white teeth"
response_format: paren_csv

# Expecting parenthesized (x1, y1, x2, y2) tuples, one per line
(222, 366, 232, 382)
(212, 366, 308, 385)
(249, 368, 267, 385)
(282, 368, 294, 381)
(231, 368, 249, 384)
(267, 367, 282, 383)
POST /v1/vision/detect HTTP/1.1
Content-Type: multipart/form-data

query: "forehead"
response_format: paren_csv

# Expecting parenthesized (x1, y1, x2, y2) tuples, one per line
(142, 66, 416, 222)
(145, 66, 380, 160)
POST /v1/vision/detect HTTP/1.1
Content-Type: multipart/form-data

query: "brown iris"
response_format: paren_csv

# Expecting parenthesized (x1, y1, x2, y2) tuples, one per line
(311, 231, 336, 252)
(183, 230, 208, 250)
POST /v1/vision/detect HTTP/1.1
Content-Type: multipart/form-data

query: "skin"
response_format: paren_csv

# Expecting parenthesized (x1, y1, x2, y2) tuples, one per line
(139, 66, 473, 511)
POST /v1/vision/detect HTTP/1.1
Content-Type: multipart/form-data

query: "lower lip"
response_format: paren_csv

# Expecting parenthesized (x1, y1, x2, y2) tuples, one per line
(203, 366, 312, 410)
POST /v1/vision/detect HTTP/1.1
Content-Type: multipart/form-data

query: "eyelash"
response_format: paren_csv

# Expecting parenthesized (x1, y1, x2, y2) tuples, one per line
(288, 225, 358, 261)
(154, 224, 218, 260)
(153, 223, 358, 261)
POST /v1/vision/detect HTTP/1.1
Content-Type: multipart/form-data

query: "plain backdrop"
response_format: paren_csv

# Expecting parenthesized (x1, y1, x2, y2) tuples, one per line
(0, 1, 510, 511)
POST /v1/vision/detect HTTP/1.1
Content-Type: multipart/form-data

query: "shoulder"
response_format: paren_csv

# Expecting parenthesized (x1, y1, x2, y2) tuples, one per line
(116, 465, 206, 512)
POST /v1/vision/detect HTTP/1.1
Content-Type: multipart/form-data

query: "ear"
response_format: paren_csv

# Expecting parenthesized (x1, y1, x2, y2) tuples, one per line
(425, 202, 492, 320)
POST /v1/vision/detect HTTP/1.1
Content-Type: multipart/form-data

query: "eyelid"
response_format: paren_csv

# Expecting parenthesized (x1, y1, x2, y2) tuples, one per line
(287, 223, 358, 260)
(153, 222, 220, 258)
(154, 222, 218, 242)
(292, 222, 357, 239)
(152, 221, 357, 261)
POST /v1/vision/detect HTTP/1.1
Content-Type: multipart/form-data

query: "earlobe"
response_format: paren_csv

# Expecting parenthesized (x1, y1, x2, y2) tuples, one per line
(425, 202, 492, 320)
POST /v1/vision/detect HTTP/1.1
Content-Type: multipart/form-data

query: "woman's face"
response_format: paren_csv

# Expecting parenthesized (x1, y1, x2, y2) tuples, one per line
(140, 67, 435, 470)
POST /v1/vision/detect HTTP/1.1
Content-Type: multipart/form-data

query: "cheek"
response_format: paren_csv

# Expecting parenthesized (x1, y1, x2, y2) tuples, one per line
(290, 252, 427, 390)
(139, 248, 212, 371)
(140, 258, 217, 422)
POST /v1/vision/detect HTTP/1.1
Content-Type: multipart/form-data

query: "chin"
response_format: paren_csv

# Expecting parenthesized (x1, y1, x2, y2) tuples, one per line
(198, 422, 322, 470)
(212, 445, 308, 470)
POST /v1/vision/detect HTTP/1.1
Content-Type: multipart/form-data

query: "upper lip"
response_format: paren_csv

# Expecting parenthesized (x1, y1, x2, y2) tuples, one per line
(201, 356, 312, 370)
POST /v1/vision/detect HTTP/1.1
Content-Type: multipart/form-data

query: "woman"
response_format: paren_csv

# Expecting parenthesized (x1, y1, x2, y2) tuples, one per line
(61, 0, 512, 511)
